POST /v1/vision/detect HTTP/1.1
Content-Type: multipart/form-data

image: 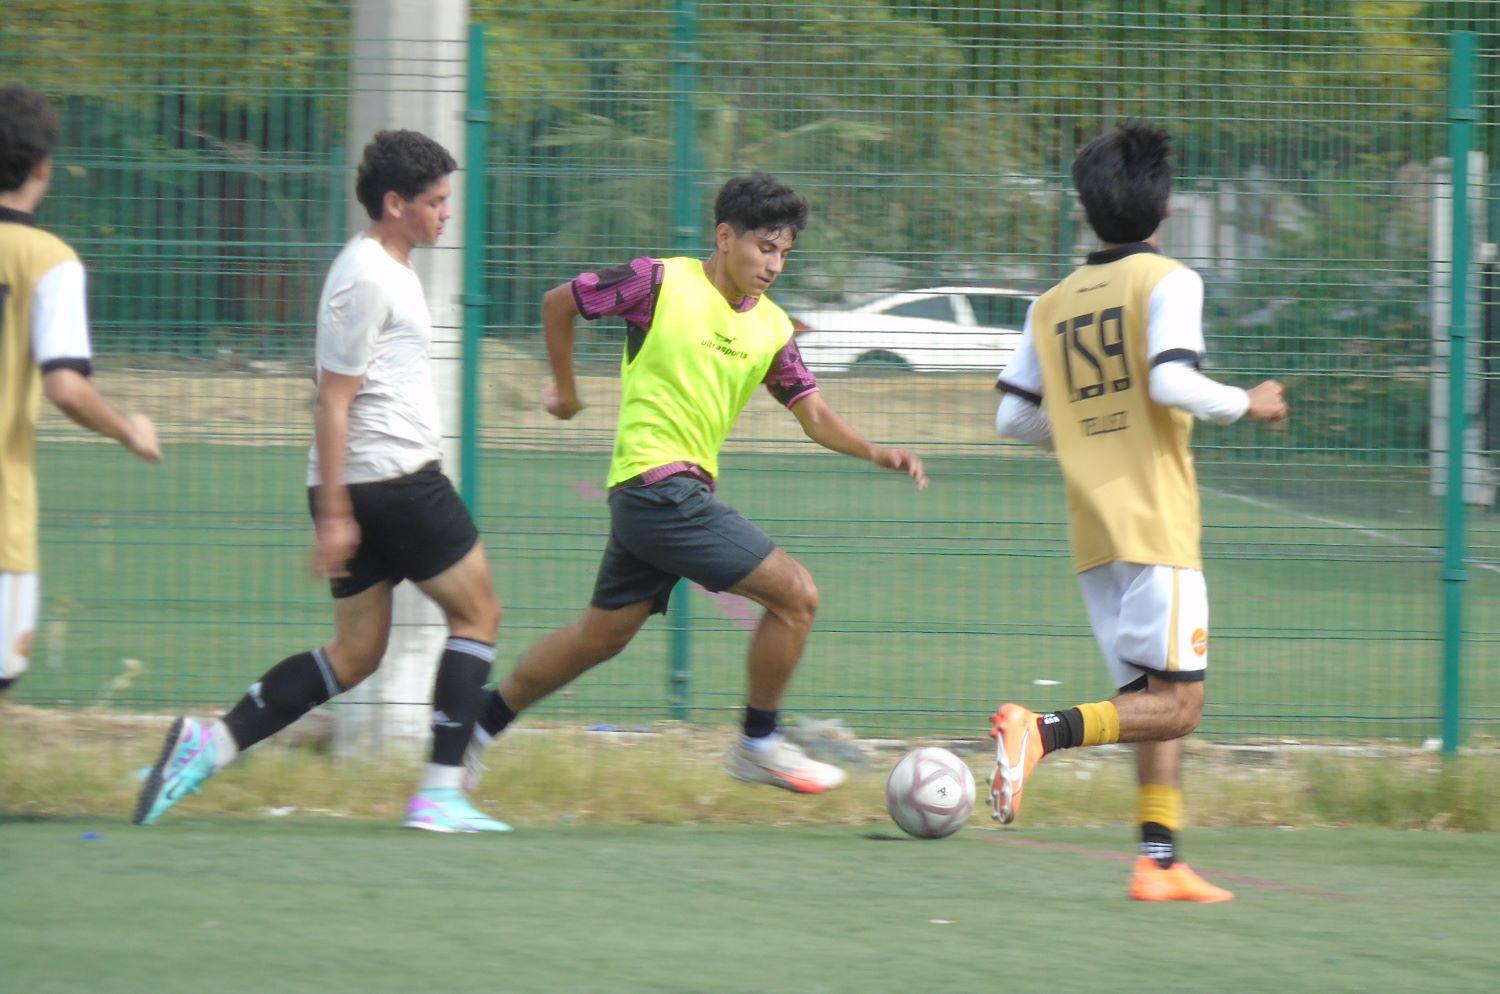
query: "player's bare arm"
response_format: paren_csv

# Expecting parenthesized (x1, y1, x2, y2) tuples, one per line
(541, 281, 585, 420)
(42, 367, 161, 462)
(311, 369, 362, 578)
(790, 392, 928, 489)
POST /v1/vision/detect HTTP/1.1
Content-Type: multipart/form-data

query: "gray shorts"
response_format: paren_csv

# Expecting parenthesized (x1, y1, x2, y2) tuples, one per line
(591, 474, 776, 614)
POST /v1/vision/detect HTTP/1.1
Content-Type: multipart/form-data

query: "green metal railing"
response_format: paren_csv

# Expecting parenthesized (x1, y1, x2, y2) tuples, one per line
(2, 1, 1495, 746)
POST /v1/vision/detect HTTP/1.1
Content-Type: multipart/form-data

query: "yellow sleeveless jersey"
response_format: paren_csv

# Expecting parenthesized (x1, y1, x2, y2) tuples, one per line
(1019, 245, 1203, 573)
(1, 211, 79, 572)
(607, 257, 794, 487)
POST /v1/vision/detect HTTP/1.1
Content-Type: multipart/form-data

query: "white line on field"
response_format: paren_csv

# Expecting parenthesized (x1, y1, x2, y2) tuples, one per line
(1205, 487, 1500, 576)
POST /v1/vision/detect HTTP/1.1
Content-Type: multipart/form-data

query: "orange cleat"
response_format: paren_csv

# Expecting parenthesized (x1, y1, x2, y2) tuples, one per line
(1128, 857, 1235, 903)
(988, 703, 1043, 824)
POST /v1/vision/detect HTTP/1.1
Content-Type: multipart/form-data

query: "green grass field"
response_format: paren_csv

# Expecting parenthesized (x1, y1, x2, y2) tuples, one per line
(21, 440, 1500, 740)
(4, 817, 1498, 993)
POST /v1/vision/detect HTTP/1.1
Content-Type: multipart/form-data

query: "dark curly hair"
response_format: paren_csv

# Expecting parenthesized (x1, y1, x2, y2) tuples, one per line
(354, 129, 457, 221)
(713, 172, 809, 238)
(0, 86, 61, 194)
(1071, 122, 1174, 244)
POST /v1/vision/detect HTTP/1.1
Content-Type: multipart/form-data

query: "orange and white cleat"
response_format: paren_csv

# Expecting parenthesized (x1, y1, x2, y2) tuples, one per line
(988, 703, 1043, 825)
(1128, 857, 1235, 903)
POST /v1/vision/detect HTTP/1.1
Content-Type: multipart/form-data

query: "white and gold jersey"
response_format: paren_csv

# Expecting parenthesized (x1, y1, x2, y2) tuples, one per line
(998, 244, 1207, 573)
(1, 206, 94, 572)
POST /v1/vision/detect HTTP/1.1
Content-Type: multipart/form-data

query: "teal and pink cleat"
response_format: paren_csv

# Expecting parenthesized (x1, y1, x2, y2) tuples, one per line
(403, 788, 512, 833)
(134, 716, 218, 825)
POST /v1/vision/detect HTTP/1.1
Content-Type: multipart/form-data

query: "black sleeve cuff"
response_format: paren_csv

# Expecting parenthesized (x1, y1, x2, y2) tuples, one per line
(1150, 349, 1202, 370)
(40, 357, 93, 377)
(995, 378, 1043, 406)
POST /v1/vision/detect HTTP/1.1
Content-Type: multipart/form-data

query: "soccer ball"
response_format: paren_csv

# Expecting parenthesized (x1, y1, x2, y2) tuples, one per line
(884, 747, 976, 839)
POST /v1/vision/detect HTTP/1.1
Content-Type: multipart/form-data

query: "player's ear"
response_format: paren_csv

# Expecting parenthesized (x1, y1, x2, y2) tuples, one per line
(32, 155, 53, 186)
(381, 189, 404, 221)
(714, 222, 734, 253)
(1162, 202, 1173, 220)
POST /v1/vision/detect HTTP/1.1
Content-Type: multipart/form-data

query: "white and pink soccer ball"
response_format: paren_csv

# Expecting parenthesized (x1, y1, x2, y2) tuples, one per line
(884, 747, 976, 839)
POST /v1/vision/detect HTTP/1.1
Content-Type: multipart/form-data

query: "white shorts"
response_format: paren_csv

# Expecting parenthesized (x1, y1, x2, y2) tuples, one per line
(0, 572, 39, 686)
(1077, 562, 1208, 690)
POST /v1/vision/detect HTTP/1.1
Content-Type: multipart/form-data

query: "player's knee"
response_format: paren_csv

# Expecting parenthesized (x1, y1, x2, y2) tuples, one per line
(779, 566, 819, 630)
(327, 635, 387, 685)
(473, 593, 502, 641)
(1170, 685, 1204, 737)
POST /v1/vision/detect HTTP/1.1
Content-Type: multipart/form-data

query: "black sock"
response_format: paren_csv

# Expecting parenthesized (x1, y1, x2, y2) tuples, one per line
(1141, 821, 1176, 868)
(430, 638, 494, 766)
(477, 688, 518, 739)
(743, 706, 778, 739)
(1037, 707, 1085, 753)
(222, 649, 341, 752)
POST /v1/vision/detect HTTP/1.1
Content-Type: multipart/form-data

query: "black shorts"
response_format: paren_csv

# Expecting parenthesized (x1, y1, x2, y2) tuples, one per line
(591, 474, 776, 615)
(307, 463, 479, 599)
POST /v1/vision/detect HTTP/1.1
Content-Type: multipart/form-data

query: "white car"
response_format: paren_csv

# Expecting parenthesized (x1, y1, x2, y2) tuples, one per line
(791, 287, 1035, 373)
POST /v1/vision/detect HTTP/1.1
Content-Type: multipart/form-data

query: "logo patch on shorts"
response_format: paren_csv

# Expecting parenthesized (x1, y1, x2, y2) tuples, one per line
(1191, 628, 1208, 656)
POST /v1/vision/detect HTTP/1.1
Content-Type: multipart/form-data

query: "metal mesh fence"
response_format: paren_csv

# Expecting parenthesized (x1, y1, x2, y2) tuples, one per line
(4, 0, 1497, 743)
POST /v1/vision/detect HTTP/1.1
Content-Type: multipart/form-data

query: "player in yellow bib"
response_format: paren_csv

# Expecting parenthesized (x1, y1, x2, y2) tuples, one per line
(0, 87, 161, 695)
(992, 124, 1288, 901)
(466, 173, 927, 794)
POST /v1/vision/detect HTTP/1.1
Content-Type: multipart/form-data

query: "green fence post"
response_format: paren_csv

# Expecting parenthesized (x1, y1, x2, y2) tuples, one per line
(667, 0, 699, 721)
(461, 22, 489, 512)
(1441, 30, 1477, 757)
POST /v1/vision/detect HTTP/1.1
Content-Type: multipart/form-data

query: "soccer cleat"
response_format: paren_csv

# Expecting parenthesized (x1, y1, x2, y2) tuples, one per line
(988, 703, 1043, 825)
(1128, 857, 1235, 903)
(133, 716, 218, 826)
(403, 788, 513, 834)
(725, 735, 847, 794)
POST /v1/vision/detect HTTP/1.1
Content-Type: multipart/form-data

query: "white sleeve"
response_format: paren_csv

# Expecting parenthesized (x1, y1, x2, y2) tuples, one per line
(994, 302, 1044, 403)
(31, 259, 93, 369)
(315, 277, 387, 377)
(996, 391, 1053, 448)
(1146, 267, 1206, 365)
(1149, 361, 1249, 425)
(994, 305, 1052, 447)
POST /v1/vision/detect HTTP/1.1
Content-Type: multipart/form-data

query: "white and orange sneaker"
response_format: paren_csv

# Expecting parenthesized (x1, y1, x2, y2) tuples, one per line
(726, 735, 847, 794)
(989, 703, 1044, 825)
(1128, 857, 1235, 902)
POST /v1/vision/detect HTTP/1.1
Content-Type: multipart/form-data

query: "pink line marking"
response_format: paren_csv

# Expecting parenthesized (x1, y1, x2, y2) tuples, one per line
(568, 481, 606, 501)
(697, 586, 760, 631)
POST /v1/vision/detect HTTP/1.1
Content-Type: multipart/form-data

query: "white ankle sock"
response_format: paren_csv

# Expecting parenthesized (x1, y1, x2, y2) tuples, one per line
(741, 732, 781, 754)
(208, 721, 239, 772)
(419, 763, 464, 791)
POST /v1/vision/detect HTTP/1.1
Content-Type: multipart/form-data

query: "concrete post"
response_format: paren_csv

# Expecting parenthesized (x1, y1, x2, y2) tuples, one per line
(333, 0, 470, 757)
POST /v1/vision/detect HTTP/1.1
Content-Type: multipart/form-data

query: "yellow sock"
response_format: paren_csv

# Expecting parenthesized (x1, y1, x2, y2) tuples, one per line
(1139, 784, 1182, 831)
(1077, 700, 1120, 746)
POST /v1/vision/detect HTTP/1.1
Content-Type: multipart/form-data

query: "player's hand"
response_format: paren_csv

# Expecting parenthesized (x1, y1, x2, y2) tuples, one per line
(1245, 380, 1288, 423)
(543, 382, 585, 420)
(313, 513, 360, 579)
(875, 446, 929, 490)
(123, 413, 162, 462)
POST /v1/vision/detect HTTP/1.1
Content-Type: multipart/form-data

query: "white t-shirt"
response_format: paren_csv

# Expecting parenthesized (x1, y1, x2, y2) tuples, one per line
(307, 235, 443, 486)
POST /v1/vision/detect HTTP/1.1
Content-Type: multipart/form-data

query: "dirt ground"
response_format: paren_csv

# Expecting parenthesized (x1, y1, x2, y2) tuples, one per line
(43, 343, 1011, 456)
